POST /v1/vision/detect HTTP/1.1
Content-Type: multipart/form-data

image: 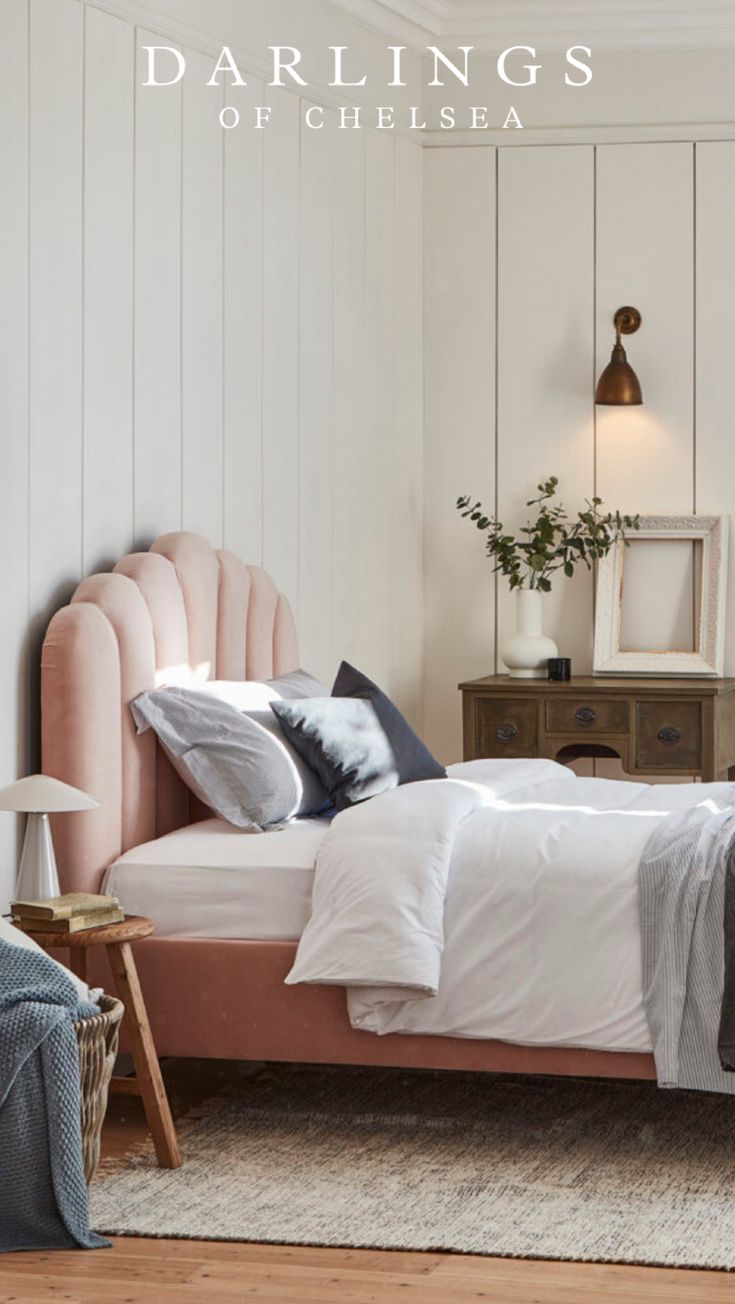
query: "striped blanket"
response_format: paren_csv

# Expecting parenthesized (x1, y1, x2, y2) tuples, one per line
(639, 803, 735, 1093)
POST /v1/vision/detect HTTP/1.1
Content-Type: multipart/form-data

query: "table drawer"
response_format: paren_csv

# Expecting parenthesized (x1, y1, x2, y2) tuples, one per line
(635, 701, 701, 770)
(475, 698, 537, 758)
(545, 698, 628, 735)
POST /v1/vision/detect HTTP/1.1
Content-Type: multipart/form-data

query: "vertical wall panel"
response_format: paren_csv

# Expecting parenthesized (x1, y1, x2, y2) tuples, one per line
(696, 142, 735, 675)
(392, 137, 424, 725)
(424, 148, 496, 762)
(596, 144, 694, 515)
(596, 144, 694, 781)
(28, 0, 84, 754)
(181, 50, 224, 546)
(262, 95, 300, 608)
(298, 106, 334, 682)
(331, 127, 366, 680)
(363, 130, 395, 690)
(223, 78, 264, 563)
(496, 146, 595, 686)
(133, 28, 182, 541)
(0, 0, 29, 906)
(84, 6, 134, 572)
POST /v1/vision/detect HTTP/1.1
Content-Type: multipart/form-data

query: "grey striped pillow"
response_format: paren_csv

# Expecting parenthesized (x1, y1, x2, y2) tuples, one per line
(131, 682, 329, 831)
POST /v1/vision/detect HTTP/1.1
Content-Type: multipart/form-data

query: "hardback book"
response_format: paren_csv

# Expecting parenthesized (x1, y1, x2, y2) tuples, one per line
(15, 906, 125, 934)
(11, 891, 121, 921)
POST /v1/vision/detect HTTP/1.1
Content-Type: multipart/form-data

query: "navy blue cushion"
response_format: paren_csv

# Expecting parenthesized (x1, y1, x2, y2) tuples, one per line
(332, 661, 445, 786)
(270, 663, 445, 811)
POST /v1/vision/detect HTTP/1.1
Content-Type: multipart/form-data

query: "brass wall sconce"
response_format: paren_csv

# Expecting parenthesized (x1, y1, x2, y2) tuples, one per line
(595, 306, 643, 405)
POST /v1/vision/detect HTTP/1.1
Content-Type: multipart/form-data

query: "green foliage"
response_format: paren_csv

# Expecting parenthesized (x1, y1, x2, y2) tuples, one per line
(456, 476, 640, 593)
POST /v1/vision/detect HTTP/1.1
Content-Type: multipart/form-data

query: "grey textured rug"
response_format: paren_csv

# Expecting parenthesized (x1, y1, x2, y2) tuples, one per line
(91, 1065, 735, 1267)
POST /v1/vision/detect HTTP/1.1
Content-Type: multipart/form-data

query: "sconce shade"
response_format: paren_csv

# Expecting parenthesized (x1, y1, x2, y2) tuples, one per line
(595, 343, 643, 405)
(595, 306, 643, 405)
(0, 774, 100, 813)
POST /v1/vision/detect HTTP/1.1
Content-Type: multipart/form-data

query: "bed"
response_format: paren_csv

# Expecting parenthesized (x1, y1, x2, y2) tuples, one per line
(41, 530, 669, 1080)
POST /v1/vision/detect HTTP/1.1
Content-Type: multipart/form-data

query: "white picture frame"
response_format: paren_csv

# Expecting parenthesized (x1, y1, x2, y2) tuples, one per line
(593, 515, 729, 677)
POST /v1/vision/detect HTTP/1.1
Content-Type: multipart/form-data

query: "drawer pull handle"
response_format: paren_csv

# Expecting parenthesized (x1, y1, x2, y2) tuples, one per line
(496, 722, 519, 743)
(658, 726, 682, 747)
(575, 706, 597, 728)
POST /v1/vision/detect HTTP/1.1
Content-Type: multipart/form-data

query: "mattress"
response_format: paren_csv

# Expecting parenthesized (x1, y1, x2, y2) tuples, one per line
(103, 817, 331, 940)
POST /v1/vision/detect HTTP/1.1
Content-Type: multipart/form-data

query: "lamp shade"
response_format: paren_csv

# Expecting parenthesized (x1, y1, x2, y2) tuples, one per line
(595, 343, 643, 405)
(595, 305, 643, 406)
(0, 774, 100, 814)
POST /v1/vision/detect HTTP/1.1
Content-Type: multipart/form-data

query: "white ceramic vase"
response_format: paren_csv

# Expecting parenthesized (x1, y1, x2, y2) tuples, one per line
(502, 589, 558, 679)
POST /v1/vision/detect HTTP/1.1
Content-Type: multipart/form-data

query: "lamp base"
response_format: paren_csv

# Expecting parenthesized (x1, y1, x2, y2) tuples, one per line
(14, 813, 61, 902)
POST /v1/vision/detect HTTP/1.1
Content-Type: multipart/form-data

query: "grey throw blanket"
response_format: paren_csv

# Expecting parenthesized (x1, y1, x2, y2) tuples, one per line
(0, 938, 109, 1251)
(718, 849, 735, 1070)
(639, 804, 735, 1094)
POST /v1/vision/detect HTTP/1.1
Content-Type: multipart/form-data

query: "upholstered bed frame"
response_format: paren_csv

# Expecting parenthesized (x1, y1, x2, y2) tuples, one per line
(42, 532, 655, 1080)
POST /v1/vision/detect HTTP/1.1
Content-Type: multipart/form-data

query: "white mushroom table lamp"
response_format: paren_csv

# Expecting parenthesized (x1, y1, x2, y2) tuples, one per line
(0, 775, 100, 901)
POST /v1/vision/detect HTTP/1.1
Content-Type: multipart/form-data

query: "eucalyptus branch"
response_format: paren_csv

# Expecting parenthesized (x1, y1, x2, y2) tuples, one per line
(456, 476, 639, 593)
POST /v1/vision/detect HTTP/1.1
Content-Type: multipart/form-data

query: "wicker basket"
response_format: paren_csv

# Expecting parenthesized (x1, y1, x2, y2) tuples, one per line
(74, 993, 124, 1182)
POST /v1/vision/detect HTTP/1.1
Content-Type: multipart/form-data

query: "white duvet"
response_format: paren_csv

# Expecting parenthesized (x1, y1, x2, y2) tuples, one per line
(286, 759, 735, 1052)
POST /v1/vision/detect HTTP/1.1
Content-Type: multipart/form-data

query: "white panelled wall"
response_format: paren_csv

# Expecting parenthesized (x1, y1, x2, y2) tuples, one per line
(3, 0, 735, 908)
(0, 0, 424, 906)
(424, 141, 735, 762)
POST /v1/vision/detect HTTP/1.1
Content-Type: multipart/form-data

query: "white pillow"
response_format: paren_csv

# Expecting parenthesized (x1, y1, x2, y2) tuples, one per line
(0, 915, 92, 1004)
(195, 669, 329, 711)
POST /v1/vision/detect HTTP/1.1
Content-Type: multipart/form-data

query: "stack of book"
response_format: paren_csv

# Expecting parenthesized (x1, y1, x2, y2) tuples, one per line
(12, 891, 124, 933)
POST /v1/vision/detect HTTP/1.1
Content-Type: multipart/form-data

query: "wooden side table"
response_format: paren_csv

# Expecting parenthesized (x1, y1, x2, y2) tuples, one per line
(23, 914, 182, 1169)
(459, 674, 735, 782)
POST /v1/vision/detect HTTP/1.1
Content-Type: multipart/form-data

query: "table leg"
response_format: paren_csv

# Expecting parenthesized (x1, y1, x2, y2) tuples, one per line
(106, 939, 182, 1169)
(67, 948, 88, 984)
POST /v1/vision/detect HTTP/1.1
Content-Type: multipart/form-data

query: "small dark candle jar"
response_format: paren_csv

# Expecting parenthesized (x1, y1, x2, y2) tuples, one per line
(548, 657, 571, 682)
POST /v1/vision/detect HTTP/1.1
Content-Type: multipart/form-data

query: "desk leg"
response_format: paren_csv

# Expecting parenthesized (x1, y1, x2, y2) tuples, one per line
(68, 948, 88, 984)
(106, 939, 182, 1169)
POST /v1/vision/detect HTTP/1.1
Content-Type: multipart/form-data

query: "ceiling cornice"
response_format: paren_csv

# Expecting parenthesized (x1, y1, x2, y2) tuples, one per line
(323, 0, 735, 51)
(315, 0, 443, 49)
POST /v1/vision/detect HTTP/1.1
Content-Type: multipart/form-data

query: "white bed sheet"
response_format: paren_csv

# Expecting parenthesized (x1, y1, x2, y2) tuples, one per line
(103, 817, 330, 940)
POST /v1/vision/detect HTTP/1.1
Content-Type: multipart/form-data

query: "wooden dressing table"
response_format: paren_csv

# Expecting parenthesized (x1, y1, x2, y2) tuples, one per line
(459, 675, 735, 782)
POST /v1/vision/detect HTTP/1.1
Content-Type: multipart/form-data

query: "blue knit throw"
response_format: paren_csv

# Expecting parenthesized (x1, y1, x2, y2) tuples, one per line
(0, 938, 109, 1251)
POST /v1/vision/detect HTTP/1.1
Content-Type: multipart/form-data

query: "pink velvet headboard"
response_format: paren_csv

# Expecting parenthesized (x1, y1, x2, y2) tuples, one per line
(41, 532, 298, 894)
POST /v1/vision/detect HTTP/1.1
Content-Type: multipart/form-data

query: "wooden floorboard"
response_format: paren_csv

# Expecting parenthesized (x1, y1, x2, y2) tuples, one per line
(2, 1059, 732, 1303)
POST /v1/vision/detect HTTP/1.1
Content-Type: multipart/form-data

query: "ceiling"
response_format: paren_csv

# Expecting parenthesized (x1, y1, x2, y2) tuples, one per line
(325, 0, 735, 50)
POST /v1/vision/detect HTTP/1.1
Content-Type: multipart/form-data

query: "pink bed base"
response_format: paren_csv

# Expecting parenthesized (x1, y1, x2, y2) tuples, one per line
(84, 938, 656, 1079)
(42, 531, 657, 1083)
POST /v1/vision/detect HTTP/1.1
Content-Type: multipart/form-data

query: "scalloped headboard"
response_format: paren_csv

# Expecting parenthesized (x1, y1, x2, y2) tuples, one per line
(41, 532, 298, 893)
